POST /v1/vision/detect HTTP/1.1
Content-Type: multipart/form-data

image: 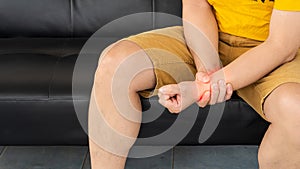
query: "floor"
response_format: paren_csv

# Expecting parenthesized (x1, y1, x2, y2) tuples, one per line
(0, 145, 259, 169)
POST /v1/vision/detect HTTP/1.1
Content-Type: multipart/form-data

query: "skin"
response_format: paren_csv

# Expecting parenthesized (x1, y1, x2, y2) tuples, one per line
(88, 1, 234, 168)
(159, 0, 300, 169)
(89, 0, 300, 169)
(182, 0, 233, 106)
(89, 41, 156, 169)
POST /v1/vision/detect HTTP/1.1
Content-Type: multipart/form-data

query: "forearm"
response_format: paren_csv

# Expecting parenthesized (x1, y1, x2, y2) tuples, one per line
(213, 41, 298, 90)
(213, 9, 300, 90)
(182, 0, 220, 73)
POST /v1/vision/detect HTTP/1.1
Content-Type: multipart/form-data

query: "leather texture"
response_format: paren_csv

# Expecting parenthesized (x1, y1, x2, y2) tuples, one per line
(0, 0, 269, 145)
(0, 0, 152, 37)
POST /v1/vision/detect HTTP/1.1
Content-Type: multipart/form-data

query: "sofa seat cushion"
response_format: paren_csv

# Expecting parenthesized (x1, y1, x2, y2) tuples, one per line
(0, 38, 269, 145)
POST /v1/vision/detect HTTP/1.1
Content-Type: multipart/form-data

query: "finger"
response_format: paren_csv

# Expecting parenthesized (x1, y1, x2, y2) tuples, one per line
(196, 71, 210, 83)
(158, 92, 169, 101)
(165, 98, 180, 114)
(158, 92, 163, 99)
(209, 83, 219, 105)
(197, 91, 210, 108)
(158, 97, 175, 110)
(158, 97, 167, 107)
(217, 80, 226, 103)
(159, 84, 180, 95)
(225, 83, 233, 100)
(158, 95, 180, 113)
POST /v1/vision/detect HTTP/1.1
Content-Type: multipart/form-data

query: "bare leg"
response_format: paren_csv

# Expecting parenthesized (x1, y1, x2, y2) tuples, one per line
(88, 41, 155, 169)
(259, 82, 300, 169)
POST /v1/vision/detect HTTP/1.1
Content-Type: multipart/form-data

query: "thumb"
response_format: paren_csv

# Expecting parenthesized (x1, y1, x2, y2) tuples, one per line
(159, 84, 180, 96)
(196, 71, 210, 83)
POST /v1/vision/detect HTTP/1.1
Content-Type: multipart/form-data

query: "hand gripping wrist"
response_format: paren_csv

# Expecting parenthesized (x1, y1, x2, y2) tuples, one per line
(195, 80, 211, 102)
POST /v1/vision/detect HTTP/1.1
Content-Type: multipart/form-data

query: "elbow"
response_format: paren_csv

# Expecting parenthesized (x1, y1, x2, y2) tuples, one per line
(266, 38, 299, 63)
(282, 47, 298, 63)
(286, 47, 298, 62)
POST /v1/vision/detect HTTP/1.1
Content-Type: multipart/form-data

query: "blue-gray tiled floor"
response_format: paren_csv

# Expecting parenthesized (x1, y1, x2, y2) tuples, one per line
(0, 146, 258, 169)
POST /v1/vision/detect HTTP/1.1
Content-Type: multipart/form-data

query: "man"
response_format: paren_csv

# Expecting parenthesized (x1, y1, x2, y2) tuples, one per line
(89, 0, 300, 168)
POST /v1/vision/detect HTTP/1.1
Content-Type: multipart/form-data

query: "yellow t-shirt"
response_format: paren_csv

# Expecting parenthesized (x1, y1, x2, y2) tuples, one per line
(207, 0, 300, 41)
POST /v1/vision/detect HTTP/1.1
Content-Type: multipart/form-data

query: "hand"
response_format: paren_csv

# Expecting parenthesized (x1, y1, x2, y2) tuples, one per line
(158, 81, 210, 114)
(195, 71, 233, 107)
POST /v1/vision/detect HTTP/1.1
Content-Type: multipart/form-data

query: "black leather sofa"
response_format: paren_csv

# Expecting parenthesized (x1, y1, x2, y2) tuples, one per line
(0, 0, 269, 146)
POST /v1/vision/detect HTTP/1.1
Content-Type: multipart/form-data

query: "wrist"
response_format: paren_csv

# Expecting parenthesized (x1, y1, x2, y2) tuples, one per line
(209, 69, 227, 84)
(195, 80, 211, 102)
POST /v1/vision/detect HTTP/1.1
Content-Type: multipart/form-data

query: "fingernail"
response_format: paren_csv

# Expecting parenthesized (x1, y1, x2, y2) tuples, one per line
(219, 80, 225, 86)
(202, 92, 209, 101)
(203, 75, 209, 82)
(227, 83, 233, 90)
(205, 91, 210, 97)
(212, 83, 218, 89)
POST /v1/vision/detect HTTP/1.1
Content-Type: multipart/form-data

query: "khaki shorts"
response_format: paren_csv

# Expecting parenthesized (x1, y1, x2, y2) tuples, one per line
(124, 26, 300, 121)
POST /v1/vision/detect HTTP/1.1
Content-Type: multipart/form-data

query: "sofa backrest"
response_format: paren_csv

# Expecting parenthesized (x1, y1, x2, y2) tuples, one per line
(0, 0, 182, 37)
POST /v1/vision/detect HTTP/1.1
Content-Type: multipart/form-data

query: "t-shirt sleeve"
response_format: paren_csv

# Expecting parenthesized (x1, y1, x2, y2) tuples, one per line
(274, 0, 300, 11)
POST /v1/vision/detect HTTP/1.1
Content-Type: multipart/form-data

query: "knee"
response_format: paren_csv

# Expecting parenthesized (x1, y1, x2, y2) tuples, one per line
(101, 41, 140, 69)
(264, 83, 300, 145)
(95, 41, 141, 80)
(265, 83, 300, 122)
